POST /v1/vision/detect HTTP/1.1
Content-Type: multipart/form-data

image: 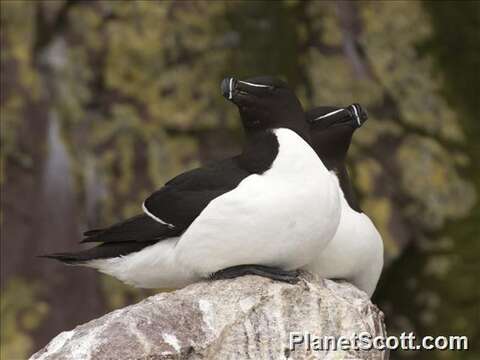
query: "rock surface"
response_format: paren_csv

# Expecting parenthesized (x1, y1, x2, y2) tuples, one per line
(31, 273, 387, 360)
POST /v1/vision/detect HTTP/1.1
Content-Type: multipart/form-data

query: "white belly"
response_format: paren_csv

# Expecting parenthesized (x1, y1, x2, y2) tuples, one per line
(175, 128, 341, 277)
(304, 194, 384, 297)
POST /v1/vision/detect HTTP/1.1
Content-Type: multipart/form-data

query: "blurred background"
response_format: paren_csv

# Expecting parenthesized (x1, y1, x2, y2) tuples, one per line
(1, 0, 478, 359)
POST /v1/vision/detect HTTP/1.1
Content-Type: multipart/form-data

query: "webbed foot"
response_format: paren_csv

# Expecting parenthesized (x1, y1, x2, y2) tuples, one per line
(211, 264, 300, 284)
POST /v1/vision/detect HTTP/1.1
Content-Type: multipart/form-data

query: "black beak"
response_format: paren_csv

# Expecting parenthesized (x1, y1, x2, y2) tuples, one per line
(221, 77, 237, 100)
(308, 103, 368, 129)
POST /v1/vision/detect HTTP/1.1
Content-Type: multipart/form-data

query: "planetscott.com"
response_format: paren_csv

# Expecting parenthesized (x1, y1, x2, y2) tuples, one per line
(289, 331, 469, 352)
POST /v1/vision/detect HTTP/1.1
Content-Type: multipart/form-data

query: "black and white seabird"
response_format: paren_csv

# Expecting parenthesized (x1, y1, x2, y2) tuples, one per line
(42, 76, 341, 288)
(303, 104, 384, 297)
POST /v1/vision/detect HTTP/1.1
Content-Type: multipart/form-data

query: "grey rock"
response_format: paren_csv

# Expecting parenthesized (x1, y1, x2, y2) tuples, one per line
(30, 273, 387, 360)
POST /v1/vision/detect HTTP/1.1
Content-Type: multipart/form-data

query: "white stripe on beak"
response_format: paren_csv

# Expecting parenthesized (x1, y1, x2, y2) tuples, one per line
(312, 108, 344, 122)
(228, 78, 233, 100)
(351, 105, 361, 126)
(238, 80, 271, 88)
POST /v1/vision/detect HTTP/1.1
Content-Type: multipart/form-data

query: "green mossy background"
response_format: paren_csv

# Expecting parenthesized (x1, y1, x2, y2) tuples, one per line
(1, 1, 478, 359)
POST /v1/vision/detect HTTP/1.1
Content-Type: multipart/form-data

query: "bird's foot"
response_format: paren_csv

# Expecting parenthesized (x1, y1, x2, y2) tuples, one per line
(210, 264, 300, 284)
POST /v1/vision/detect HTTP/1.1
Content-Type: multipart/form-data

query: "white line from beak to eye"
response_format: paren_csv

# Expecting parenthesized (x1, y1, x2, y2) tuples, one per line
(228, 78, 233, 99)
(351, 104, 361, 126)
(312, 108, 344, 121)
(238, 80, 271, 88)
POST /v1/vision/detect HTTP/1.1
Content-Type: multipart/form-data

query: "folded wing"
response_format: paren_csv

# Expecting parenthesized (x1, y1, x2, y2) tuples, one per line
(83, 158, 249, 244)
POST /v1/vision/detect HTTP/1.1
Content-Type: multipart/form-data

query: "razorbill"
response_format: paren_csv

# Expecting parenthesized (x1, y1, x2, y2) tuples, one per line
(42, 76, 341, 288)
(304, 104, 384, 297)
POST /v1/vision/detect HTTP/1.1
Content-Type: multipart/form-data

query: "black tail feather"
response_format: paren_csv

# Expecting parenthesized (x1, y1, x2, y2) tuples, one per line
(81, 214, 175, 243)
(83, 229, 104, 237)
(39, 241, 157, 264)
(38, 253, 89, 265)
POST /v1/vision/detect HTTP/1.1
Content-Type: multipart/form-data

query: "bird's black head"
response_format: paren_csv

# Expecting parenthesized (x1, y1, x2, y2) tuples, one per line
(221, 76, 308, 138)
(306, 104, 367, 165)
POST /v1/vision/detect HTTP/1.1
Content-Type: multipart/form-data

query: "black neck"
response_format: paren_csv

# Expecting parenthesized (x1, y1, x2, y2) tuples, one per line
(328, 160, 362, 212)
(236, 130, 279, 174)
(282, 112, 312, 144)
(241, 106, 312, 145)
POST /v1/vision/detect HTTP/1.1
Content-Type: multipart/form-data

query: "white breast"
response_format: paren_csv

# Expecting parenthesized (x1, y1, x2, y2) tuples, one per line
(303, 190, 384, 297)
(175, 128, 341, 277)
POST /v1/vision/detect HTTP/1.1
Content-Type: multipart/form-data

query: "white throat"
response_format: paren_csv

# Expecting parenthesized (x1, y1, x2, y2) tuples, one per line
(270, 128, 327, 175)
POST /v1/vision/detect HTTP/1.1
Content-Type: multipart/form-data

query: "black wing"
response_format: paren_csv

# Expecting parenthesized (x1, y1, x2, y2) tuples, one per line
(42, 133, 279, 262)
(41, 163, 247, 261)
(81, 158, 249, 245)
(143, 157, 249, 229)
(144, 131, 280, 229)
(80, 131, 279, 246)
